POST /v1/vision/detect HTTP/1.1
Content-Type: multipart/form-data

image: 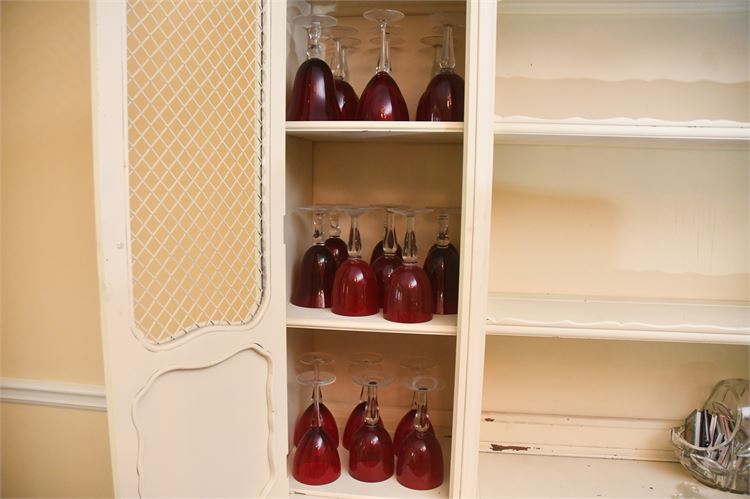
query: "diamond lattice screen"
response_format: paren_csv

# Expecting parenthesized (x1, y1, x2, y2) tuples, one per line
(127, 0, 265, 345)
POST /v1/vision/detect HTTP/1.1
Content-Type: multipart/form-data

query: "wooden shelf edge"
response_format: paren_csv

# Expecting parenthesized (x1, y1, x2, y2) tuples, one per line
(286, 121, 464, 143)
(287, 303, 458, 336)
(493, 117, 750, 142)
(484, 294, 750, 345)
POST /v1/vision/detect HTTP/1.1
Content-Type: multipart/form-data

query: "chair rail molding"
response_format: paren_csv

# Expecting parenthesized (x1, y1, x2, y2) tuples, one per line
(0, 378, 107, 411)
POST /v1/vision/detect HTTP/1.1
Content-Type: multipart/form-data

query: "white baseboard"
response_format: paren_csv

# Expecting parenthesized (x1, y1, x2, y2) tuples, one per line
(0, 378, 107, 412)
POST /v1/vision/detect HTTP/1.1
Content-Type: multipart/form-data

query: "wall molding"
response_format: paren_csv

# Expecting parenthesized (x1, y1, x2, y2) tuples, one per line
(0, 378, 107, 412)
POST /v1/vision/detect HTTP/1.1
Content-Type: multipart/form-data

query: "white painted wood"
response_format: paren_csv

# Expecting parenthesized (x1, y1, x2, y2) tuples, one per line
(449, 1, 497, 498)
(133, 347, 274, 498)
(477, 453, 737, 498)
(498, 0, 750, 15)
(480, 412, 677, 462)
(0, 378, 106, 412)
(287, 304, 457, 335)
(286, 122, 464, 143)
(289, 432, 452, 499)
(90, 1, 288, 496)
(486, 293, 750, 345)
(494, 116, 750, 142)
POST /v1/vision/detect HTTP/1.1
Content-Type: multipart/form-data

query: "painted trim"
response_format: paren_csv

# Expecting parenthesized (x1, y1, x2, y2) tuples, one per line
(498, 0, 750, 15)
(0, 378, 107, 412)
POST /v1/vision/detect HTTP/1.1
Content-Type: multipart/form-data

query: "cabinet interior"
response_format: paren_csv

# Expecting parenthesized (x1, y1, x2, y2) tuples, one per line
(495, 5, 749, 122)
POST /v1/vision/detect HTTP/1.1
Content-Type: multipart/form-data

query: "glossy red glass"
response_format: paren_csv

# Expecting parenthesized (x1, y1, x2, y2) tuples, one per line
(342, 400, 385, 450)
(396, 430, 443, 490)
(324, 237, 348, 267)
(357, 72, 409, 121)
(349, 424, 395, 482)
(294, 401, 339, 448)
(293, 427, 341, 485)
(291, 244, 337, 308)
(416, 92, 428, 121)
(331, 258, 379, 316)
(393, 408, 435, 454)
(288, 58, 341, 121)
(370, 241, 403, 264)
(383, 265, 433, 323)
(422, 243, 460, 314)
(334, 79, 359, 120)
(371, 254, 402, 308)
(416, 71, 464, 122)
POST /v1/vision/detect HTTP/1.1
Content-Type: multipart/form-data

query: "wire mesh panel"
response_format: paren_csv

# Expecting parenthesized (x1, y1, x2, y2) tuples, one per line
(127, 0, 265, 345)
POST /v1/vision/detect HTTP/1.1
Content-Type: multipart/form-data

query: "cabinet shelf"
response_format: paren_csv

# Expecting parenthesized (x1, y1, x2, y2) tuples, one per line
(478, 453, 735, 498)
(494, 117, 750, 144)
(485, 293, 750, 345)
(287, 303, 457, 335)
(289, 434, 451, 499)
(286, 121, 464, 143)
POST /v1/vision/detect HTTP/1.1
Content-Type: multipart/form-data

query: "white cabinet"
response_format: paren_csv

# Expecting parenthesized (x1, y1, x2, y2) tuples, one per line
(91, 0, 749, 497)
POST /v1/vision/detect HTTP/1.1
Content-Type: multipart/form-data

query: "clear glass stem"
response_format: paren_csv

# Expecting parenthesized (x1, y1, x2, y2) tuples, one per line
(410, 391, 418, 409)
(383, 211, 398, 256)
(332, 39, 345, 80)
(431, 44, 442, 77)
(348, 214, 362, 258)
(341, 47, 350, 82)
(437, 213, 450, 247)
(307, 22, 323, 60)
(403, 215, 418, 264)
(312, 210, 325, 244)
(359, 385, 365, 402)
(376, 20, 391, 74)
(439, 25, 455, 72)
(312, 383, 323, 428)
(414, 388, 429, 432)
(364, 383, 380, 426)
(329, 210, 342, 238)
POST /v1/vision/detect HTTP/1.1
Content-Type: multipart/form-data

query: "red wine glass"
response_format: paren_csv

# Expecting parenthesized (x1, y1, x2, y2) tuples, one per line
(416, 35, 443, 120)
(370, 205, 403, 264)
(291, 206, 337, 308)
(342, 352, 385, 450)
(288, 15, 341, 121)
(416, 14, 464, 122)
(357, 9, 409, 121)
(396, 375, 445, 490)
(349, 370, 395, 483)
(384, 208, 434, 323)
(371, 207, 403, 308)
(332, 207, 379, 316)
(324, 205, 350, 267)
(292, 370, 341, 485)
(423, 207, 460, 315)
(325, 27, 360, 120)
(393, 357, 438, 453)
(293, 352, 339, 449)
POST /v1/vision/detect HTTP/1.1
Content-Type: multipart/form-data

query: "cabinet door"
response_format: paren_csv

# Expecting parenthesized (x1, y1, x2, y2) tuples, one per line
(90, 1, 287, 496)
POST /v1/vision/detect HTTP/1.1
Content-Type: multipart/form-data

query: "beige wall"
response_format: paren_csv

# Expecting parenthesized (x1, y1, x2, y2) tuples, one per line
(1, 1, 113, 496)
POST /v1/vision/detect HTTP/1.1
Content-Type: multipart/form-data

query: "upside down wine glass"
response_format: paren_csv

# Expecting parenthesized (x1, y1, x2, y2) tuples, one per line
(292, 370, 341, 485)
(416, 35, 443, 120)
(332, 207, 379, 316)
(324, 205, 349, 267)
(325, 26, 360, 120)
(371, 208, 403, 308)
(291, 206, 337, 308)
(396, 375, 445, 490)
(370, 206, 403, 264)
(357, 9, 409, 121)
(349, 371, 395, 482)
(293, 352, 339, 449)
(393, 357, 437, 453)
(423, 207, 460, 315)
(342, 352, 385, 450)
(416, 14, 464, 122)
(384, 208, 434, 323)
(288, 15, 341, 121)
